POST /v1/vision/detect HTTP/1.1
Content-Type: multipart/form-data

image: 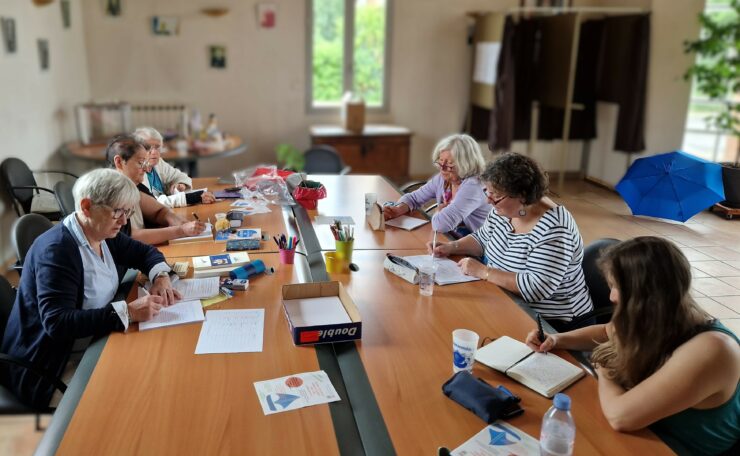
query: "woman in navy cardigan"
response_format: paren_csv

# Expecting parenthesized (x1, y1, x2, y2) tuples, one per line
(1, 168, 180, 408)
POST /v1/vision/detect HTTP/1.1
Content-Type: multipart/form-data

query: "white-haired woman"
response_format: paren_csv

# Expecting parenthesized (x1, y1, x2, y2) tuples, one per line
(384, 133, 491, 234)
(133, 127, 215, 207)
(1, 168, 180, 409)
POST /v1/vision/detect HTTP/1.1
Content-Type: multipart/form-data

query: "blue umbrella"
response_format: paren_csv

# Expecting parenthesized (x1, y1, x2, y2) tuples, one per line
(615, 151, 725, 222)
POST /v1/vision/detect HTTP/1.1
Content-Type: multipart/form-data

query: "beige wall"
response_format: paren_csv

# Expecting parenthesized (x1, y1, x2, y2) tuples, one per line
(0, 0, 90, 261)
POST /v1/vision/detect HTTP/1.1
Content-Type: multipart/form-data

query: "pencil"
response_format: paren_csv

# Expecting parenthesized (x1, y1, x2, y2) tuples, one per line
(192, 212, 200, 221)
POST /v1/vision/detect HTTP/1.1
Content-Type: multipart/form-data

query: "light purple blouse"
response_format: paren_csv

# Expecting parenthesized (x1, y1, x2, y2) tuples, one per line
(398, 173, 492, 232)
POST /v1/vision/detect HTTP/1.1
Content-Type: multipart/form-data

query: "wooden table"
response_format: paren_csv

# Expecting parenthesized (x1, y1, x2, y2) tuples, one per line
(157, 177, 290, 258)
(307, 174, 433, 251)
(60, 136, 247, 177)
(55, 253, 340, 456)
(330, 249, 672, 454)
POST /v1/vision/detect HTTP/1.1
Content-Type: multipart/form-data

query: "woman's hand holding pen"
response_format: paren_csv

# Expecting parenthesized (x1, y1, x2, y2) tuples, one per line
(150, 275, 182, 306)
(127, 295, 164, 322)
(383, 203, 408, 220)
(180, 220, 206, 236)
(426, 241, 455, 258)
(525, 330, 558, 353)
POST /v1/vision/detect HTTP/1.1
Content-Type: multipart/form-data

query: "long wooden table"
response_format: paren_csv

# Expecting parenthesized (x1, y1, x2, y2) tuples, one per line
(55, 253, 340, 455)
(44, 174, 672, 456)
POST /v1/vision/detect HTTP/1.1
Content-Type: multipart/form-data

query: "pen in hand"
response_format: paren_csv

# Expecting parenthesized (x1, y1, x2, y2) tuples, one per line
(537, 313, 547, 355)
(192, 212, 200, 221)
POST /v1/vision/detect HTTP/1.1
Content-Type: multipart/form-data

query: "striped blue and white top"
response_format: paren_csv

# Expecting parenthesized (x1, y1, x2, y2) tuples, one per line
(471, 206, 593, 322)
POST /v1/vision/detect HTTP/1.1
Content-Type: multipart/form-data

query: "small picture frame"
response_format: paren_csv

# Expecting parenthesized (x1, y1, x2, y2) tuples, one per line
(209, 45, 226, 69)
(37, 39, 49, 71)
(1, 17, 17, 53)
(106, 0, 122, 17)
(257, 3, 276, 29)
(152, 16, 179, 36)
(61, 0, 71, 29)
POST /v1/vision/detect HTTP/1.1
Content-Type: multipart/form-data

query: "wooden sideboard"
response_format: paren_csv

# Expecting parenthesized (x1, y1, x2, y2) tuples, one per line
(310, 124, 412, 183)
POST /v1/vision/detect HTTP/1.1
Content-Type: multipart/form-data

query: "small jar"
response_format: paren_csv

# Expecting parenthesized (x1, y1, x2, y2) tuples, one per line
(214, 212, 230, 232)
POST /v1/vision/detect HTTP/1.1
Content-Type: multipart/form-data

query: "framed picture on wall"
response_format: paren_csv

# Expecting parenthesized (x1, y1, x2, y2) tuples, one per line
(106, 0, 122, 17)
(152, 16, 179, 36)
(1, 17, 16, 53)
(209, 45, 226, 69)
(257, 3, 276, 29)
(37, 39, 49, 71)
(61, 0, 71, 29)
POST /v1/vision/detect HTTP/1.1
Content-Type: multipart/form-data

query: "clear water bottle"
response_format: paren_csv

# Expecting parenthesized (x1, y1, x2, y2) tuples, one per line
(540, 393, 575, 456)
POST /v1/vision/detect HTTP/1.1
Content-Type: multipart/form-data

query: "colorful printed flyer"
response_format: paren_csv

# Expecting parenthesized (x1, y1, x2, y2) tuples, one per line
(254, 370, 340, 415)
(452, 421, 540, 456)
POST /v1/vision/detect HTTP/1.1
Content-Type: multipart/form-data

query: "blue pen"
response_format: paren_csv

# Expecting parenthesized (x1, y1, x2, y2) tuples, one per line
(220, 286, 234, 298)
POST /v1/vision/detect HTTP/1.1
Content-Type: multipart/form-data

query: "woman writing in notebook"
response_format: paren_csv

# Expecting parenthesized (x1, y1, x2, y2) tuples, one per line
(384, 134, 491, 236)
(1, 169, 180, 409)
(106, 134, 206, 245)
(525, 237, 740, 455)
(431, 152, 593, 331)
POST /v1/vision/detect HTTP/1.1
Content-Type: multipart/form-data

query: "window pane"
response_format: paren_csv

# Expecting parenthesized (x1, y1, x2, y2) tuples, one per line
(313, 0, 345, 105)
(353, 0, 386, 106)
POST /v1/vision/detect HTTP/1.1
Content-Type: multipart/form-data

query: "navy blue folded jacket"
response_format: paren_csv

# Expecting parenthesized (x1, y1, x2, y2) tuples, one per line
(0, 223, 165, 408)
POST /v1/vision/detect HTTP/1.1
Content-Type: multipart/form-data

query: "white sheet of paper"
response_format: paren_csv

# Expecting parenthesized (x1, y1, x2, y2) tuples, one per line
(473, 42, 501, 85)
(170, 223, 213, 243)
(254, 370, 341, 415)
(475, 335, 533, 372)
(283, 296, 351, 327)
(173, 277, 220, 300)
(194, 309, 265, 354)
(403, 255, 480, 285)
(138, 300, 205, 331)
(384, 215, 429, 231)
(314, 215, 356, 225)
(452, 421, 540, 455)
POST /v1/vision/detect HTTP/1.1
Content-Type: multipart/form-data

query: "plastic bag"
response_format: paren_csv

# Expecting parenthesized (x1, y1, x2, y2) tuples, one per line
(232, 165, 294, 206)
(293, 180, 327, 210)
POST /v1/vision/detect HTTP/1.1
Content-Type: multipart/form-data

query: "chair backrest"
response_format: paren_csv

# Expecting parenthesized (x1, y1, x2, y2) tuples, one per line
(303, 146, 346, 174)
(582, 238, 620, 317)
(0, 158, 38, 215)
(54, 180, 75, 217)
(0, 276, 16, 341)
(11, 214, 54, 268)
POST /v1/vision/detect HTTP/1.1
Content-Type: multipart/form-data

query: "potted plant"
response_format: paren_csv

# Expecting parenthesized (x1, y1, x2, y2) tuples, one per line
(684, 0, 740, 208)
(275, 143, 305, 172)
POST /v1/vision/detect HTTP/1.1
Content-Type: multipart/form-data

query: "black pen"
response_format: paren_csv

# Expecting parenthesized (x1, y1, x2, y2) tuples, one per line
(537, 313, 547, 355)
(192, 212, 200, 221)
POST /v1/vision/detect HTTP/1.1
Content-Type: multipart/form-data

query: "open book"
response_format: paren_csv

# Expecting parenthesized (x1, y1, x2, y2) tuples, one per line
(474, 336, 585, 398)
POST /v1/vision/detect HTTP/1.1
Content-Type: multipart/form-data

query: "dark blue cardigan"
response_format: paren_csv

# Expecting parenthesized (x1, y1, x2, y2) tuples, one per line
(0, 223, 165, 408)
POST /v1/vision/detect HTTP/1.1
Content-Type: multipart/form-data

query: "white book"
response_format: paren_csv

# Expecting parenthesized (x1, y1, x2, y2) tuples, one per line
(192, 252, 250, 271)
(384, 215, 429, 231)
(475, 336, 585, 398)
(138, 300, 205, 331)
(402, 255, 480, 285)
(168, 223, 214, 244)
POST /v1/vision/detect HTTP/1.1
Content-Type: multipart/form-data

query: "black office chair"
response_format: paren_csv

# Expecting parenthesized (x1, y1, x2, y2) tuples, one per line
(560, 238, 620, 332)
(0, 157, 77, 221)
(399, 180, 438, 214)
(303, 146, 351, 175)
(0, 276, 66, 431)
(11, 214, 54, 276)
(53, 180, 75, 217)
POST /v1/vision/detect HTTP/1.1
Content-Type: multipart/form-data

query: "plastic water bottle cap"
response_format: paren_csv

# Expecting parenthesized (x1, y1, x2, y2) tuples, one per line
(553, 393, 571, 411)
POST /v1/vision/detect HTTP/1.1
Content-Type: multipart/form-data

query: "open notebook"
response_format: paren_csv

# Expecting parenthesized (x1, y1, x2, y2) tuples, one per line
(474, 336, 585, 398)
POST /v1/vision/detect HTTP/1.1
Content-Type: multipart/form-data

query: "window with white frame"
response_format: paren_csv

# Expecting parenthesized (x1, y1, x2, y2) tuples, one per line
(682, 0, 738, 163)
(308, 0, 390, 110)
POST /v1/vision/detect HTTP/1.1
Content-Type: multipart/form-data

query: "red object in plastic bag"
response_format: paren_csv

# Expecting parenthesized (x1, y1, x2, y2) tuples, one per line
(251, 167, 295, 180)
(292, 184, 327, 210)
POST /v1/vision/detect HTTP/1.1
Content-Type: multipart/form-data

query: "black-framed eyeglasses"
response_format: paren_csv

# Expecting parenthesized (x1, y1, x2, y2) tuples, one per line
(433, 160, 456, 171)
(483, 188, 508, 205)
(99, 204, 134, 220)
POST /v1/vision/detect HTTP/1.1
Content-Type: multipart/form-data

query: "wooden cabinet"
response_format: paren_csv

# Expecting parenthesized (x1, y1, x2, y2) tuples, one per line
(310, 124, 412, 183)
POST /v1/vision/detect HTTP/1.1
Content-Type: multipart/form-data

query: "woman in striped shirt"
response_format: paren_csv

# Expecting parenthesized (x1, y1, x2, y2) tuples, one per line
(431, 152, 593, 330)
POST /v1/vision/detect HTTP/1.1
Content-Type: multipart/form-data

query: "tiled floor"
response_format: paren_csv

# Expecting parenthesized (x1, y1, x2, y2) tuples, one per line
(1, 178, 739, 453)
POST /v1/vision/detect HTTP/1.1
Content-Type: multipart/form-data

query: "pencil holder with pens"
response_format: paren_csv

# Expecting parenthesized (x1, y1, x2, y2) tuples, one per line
(335, 239, 354, 264)
(279, 248, 295, 265)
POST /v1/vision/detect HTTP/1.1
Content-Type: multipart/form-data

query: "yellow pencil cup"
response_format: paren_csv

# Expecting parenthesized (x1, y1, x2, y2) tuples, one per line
(335, 240, 354, 264)
(325, 252, 344, 274)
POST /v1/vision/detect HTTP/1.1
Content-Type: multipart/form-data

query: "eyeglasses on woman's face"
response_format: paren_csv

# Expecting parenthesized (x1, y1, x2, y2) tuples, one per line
(483, 187, 508, 206)
(433, 160, 456, 171)
(99, 204, 134, 220)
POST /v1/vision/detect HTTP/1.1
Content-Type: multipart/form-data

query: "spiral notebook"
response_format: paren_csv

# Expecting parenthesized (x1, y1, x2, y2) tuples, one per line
(474, 336, 585, 398)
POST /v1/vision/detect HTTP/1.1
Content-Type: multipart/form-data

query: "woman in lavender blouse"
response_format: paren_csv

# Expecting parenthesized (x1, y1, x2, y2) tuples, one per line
(384, 134, 491, 235)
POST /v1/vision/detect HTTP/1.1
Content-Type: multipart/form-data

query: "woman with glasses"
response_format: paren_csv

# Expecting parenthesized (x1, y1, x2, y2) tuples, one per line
(106, 134, 206, 245)
(133, 127, 216, 207)
(431, 152, 593, 330)
(1, 168, 180, 409)
(384, 134, 491, 235)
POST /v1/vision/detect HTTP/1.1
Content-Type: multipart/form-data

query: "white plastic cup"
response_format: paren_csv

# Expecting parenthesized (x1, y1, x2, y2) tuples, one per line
(418, 262, 437, 296)
(364, 193, 378, 216)
(452, 329, 479, 373)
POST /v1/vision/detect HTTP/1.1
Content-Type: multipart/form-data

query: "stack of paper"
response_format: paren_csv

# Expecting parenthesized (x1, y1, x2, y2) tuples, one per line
(194, 309, 265, 354)
(173, 277, 220, 300)
(138, 300, 205, 331)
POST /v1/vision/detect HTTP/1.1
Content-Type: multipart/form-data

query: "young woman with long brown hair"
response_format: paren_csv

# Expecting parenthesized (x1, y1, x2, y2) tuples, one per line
(525, 236, 740, 455)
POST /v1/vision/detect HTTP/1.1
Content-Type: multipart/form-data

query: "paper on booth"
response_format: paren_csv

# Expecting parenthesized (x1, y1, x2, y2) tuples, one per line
(254, 370, 340, 415)
(194, 309, 264, 354)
